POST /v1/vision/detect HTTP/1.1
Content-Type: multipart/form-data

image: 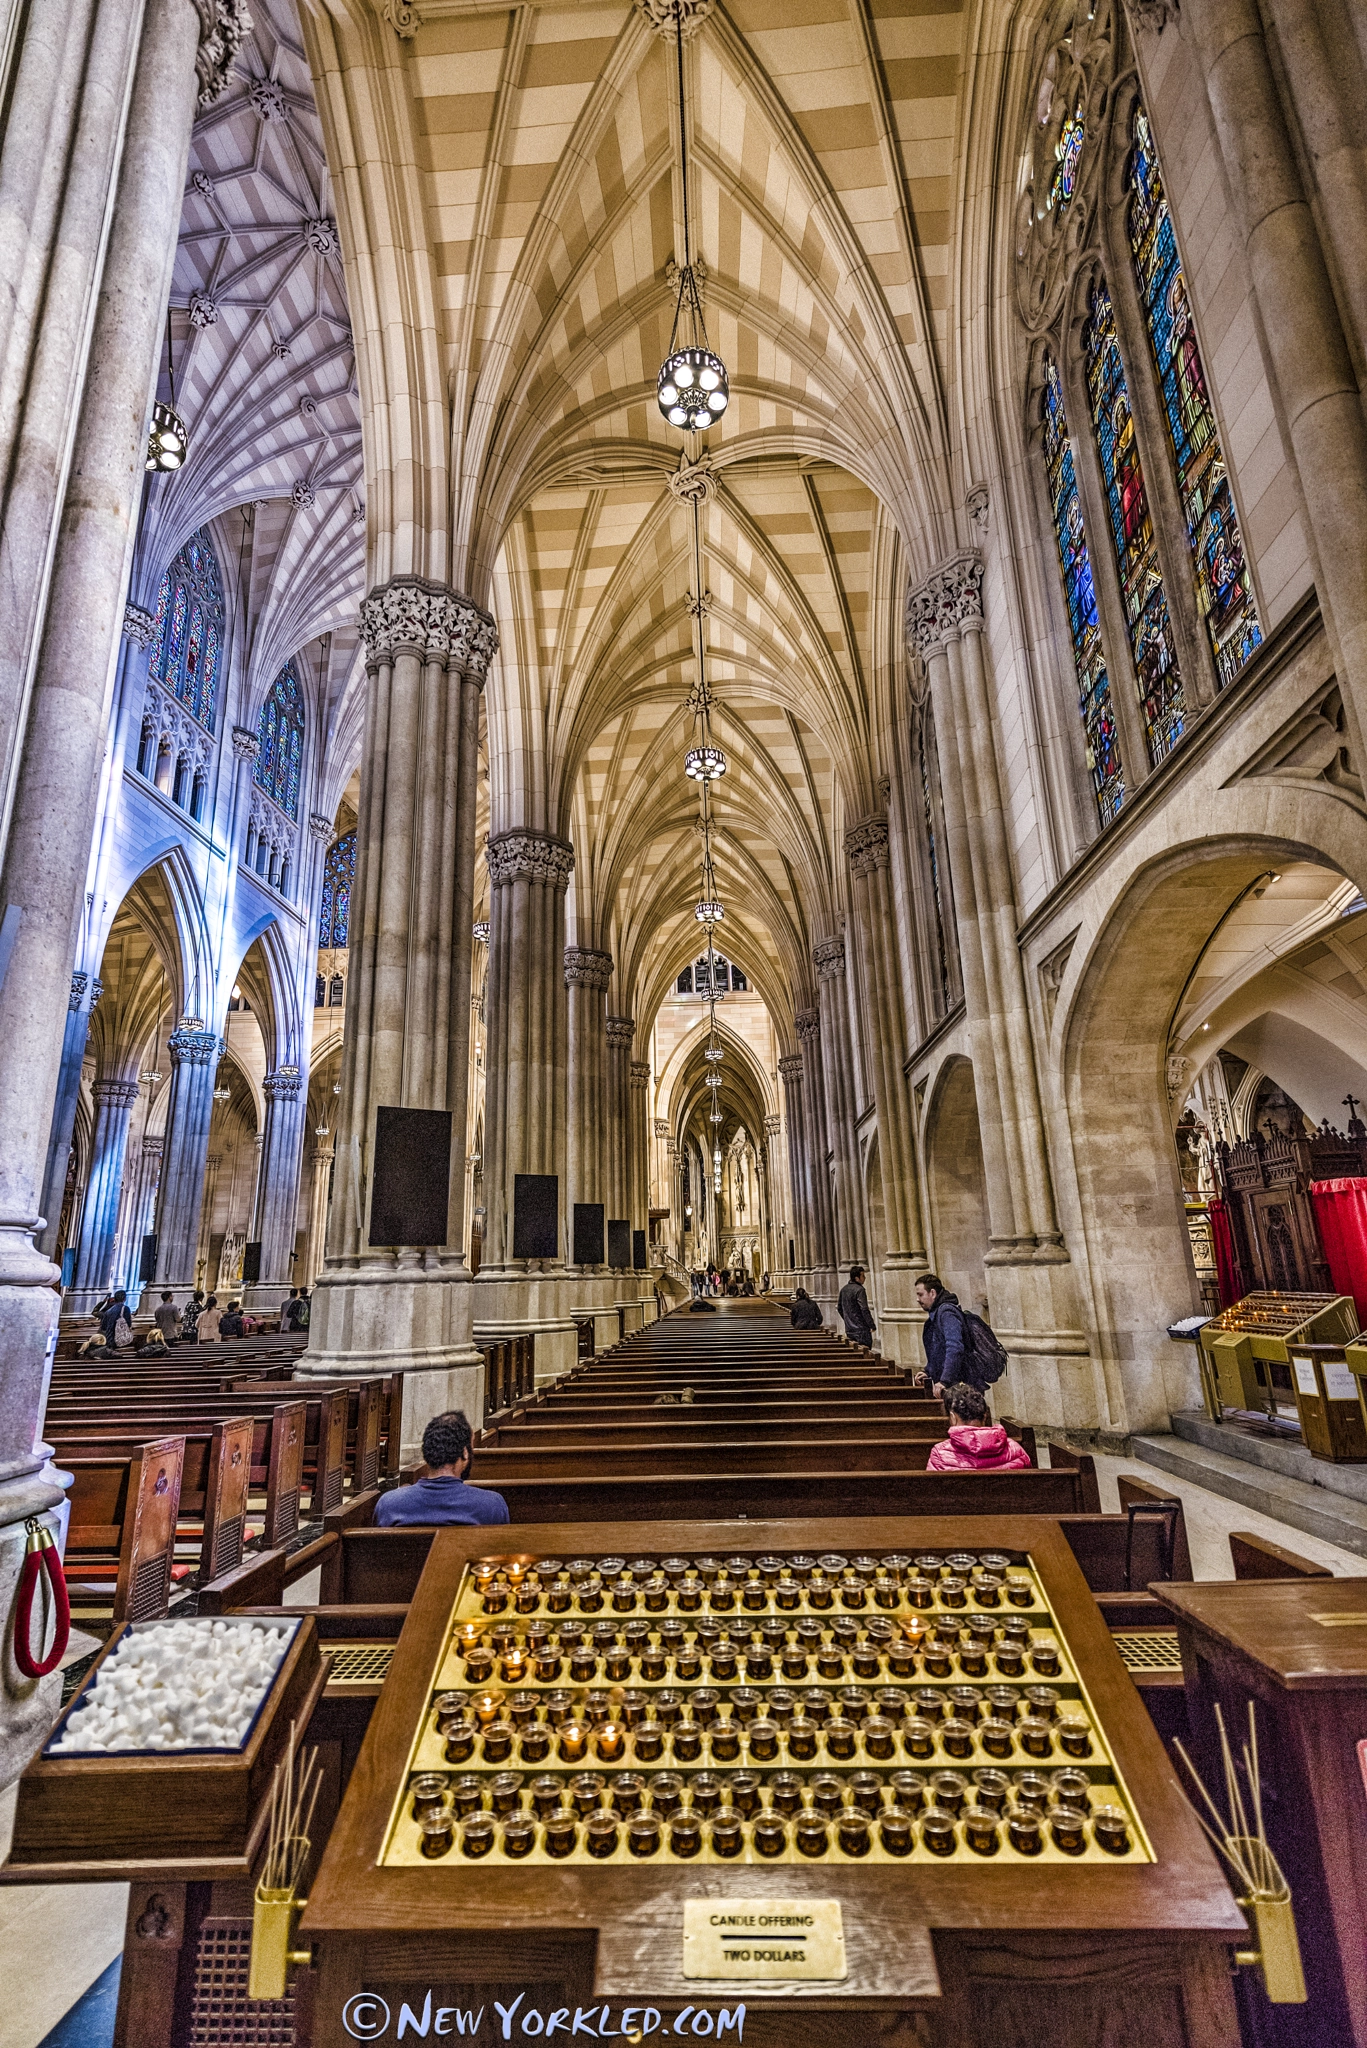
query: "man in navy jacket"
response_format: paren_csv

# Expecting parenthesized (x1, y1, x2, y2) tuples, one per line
(914, 1272, 967, 1393)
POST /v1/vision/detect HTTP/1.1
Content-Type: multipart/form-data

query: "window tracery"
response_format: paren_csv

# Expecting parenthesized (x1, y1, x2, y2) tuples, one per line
(1051, 107, 1085, 212)
(319, 830, 355, 950)
(1126, 106, 1262, 686)
(148, 529, 224, 731)
(254, 661, 305, 820)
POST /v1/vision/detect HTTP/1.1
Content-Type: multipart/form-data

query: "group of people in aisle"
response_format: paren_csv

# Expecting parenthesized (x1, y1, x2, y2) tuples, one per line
(690, 1264, 762, 1298)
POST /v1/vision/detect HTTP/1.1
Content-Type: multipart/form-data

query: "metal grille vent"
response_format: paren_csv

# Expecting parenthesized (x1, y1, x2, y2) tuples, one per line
(189, 1919, 294, 2046)
(328, 1644, 395, 1684)
(213, 1515, 244, 1576)
(271, 1488, 299, 1545)
(1114, 1630, 1183, 1672)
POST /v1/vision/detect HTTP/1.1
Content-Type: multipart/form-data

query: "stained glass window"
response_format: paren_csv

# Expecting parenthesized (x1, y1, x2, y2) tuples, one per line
(1084, 277, 1186, 765)
(1127, 106, 1262, 687)
(149, 529, 224, 730)
(254, 661, 305, 820)
(1042, 355, 1124, 825)
(1052, 106, 1084, 211)
(319, 830, 355, 950)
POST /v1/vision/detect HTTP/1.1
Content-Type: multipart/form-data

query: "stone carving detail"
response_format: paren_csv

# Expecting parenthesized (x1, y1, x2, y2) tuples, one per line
(778, 1053, 803, 1082)
(143, 1135, 164, 1159)
(906, 553, 984, 661)
(263, 1069, 304, 1102)
(486, 829, 575, 888)
(123, 604, 157, 649)
(606, 1016, 636, 1047)
(654, 1119, 671, 1139)
(308, 812, 333, 842)
(1038, 929, 1078, 1026)
(1125, 0, 1177, 31)
(795, 1008, 820, 1043)
(291, 479, 315, 509)
(382, 0, 422, 33)
(140, 683, 213, 781)
(231, 725, 260, 761)
(564, 945, 613, 990)
(1166, 1053, 1193, 1104)
(813, 937, 845, 978)
(1014, 0, 1120, 337)
(93, 1078, 140, 1111)
(631, 1060, 652, 1085)
(844, 815, 891, 876)
(1236, 682, 1363, 804)
(69, 972, 89, 1013)
(967, 484, 990, 535)
(304, 216, 338, 255)
(637, 0, 715, 41)
(764, 1113, 781, 1138)
(360, 577, 499, 681)
(669, 450, 718, 505)
(188, 291, 219, 328)
(192, 0, 252, 107)
(168, 1028, 220, 1068)
(192, 171, 216, 198)
(247, 77, 288, 124)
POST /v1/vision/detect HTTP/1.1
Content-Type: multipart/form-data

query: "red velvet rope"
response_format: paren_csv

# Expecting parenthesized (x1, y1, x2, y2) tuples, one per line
(13, 1531, 70, 1679)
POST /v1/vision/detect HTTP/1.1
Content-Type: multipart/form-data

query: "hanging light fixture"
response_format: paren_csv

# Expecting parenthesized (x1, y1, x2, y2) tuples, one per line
(147, 312, 189, 472)
(684, 742, 726, 781)
(695, 896, 724, 926)
(657, 8, 729, 431)
(705, 1072, 722, 1089)
(704, 1045, 723, 1062)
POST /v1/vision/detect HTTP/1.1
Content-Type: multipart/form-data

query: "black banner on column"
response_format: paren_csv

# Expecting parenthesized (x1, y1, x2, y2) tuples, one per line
(633, 1229, 647, 1271)
(607, 1217, 631, 1270)
(370, 1107, 452, 1246)
(572, 1202, 604, 1266)
(513, 1174, 558, 1260)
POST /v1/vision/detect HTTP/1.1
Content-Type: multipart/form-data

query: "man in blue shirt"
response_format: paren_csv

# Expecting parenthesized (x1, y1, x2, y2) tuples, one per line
(374, 1410, 510, 1527)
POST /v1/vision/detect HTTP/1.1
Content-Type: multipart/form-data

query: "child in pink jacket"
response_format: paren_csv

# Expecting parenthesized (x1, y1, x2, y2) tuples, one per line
(927, 1381, 1032, 1471)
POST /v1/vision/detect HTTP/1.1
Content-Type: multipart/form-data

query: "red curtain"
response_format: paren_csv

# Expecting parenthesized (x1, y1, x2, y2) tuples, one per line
(1309, 1177, 1367, 1325)
(1207, 1196, 1242, 1309)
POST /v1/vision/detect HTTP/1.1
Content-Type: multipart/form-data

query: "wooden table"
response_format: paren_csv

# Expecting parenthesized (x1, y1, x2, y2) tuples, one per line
(1154, 1575, 1367, 2047)
(300, 1517, 1244, 2048)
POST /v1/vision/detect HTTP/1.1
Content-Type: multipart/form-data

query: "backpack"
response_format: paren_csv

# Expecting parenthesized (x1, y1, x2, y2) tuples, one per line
(962, 1310, 1008, 1388)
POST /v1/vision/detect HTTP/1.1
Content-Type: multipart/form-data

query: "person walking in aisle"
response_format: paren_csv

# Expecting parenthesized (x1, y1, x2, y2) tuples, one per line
(913, 1272, 966, 1394)
(837, 1264, 876, 1348)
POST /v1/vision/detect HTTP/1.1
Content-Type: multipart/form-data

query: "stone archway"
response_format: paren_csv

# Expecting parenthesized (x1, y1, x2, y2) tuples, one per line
(924, 1055, 991, 1320)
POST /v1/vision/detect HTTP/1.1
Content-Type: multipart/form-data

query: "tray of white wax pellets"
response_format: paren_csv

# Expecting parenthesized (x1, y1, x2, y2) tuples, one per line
(46, 1618, 301, 1757)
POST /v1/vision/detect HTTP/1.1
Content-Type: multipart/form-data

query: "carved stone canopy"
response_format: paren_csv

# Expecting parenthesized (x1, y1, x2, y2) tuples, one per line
(486, 829, 575, 888)
(606, 1016, 636, 1047)
(813, 936, 846, 978)
(564, 945, 614, 990)
(844, 815, 891, 876)
(778, 1052, 803, 1081)
(360, 577, 499, 681)
(906, 552, 985, 662)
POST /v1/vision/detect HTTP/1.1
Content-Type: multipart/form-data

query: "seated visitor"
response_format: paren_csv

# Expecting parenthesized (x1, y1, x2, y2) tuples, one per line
(218, 1300, 245, 1338)
(375, 1410, 510, 1527)
(927, 1382, 1031, 1472)
(789, 1286, 823, 1329)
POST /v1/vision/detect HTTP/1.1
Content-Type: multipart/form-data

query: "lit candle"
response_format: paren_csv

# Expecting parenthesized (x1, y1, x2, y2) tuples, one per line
(559, 1720, 589, 1762)
(472, 1689, 506, 1726)
(594, 1722, 625, 1762)
(501, 1650, 526, 1683)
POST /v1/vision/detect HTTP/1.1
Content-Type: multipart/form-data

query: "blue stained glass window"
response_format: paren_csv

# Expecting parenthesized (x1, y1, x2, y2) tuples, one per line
(1042, 355, 1124, 825)
(1127, 106, 1262, 687)
(319, 830, 356, 950)
(149, 529, 224, 730)
(1052, 107, 1084, 211)
(1084, 277, 1186, 766)
(255, 661, 305, 820)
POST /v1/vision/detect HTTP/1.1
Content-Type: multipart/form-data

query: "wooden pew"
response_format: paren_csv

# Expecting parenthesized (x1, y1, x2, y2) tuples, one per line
(1229, 1530, 1332, 1579)
(63, 1437, 186, 1623)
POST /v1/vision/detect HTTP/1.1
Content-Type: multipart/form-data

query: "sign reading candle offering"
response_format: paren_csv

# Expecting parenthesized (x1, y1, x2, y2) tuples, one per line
(683, 1898, 847, 1981)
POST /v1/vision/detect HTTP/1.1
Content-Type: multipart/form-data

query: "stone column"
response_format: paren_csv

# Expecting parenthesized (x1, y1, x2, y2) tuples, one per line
(629, 1058, 652, 1320)
(604, 1018, 635, 1247)
(303, 581, 495, 1449)
(125, 1134, 163, 1296)
(153, 1027, 220, 1298)
(795, 1008, 837, 1282)
(843, 817, 928, 1361)
(194, 1150, 223, 1289)
(249, 1069, 305, 1298)
(71, 1077, 139, 1296)
(1181, 0, 1367, 747)
(813, 937, 863, 1266)
(303, 1140, 334, 1288)
(40, 971, 103, 1264)
(763, 1112, 785, 1280)
(564, 946, 612, 1256)
(778, 1052, 808, 1273)
(908, 555, 1091, 1420)
(475, 829, 576, 1379)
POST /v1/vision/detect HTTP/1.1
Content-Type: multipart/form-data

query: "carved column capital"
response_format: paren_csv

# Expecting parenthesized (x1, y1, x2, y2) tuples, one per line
(905, 550, 985, 661)
(263, 1068, 303, 1103)
(564, 944, 613, 990)
(795, 1008, 820, 1044)
(778, 1053, 803, 1082)
(630, 1060, 652, 1087)
(360, 577, 498, 680)
(143, 1135, 164, 1158)
(813, 936, 846, 978)
(69, 971, 89, 1012)
(122, 603, 157, 649)
(168, 1028, 220, 1068)
(93, 1078, 140, 1111)
(654, 1118, 671, 1139)
(231, 725, 260, 762)
(843, 815, 891, 876)
(637, 0, 715, 40)
(486, 829, 575, 889)
(606, 1016, 636, 1048)
(308, 812, 334, 843)
(764, 1113, 781, 1138)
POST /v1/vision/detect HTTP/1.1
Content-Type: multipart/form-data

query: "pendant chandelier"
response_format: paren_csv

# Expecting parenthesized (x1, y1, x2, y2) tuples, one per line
(147, 313, 189, 473)
(657, 9, 729, 431)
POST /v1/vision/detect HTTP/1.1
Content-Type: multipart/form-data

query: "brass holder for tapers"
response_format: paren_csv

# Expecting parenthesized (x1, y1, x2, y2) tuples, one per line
(1175, 1703, 1307, 2005)
(248, 1722, 322, 2001)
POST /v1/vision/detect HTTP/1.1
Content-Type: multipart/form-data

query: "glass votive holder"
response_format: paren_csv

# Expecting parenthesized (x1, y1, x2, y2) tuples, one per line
(585, 1812, 619, 1859)
(975, 1575, 1002, 1607)
(569, 1772, 606, 1816)
(419, 1813, 454, 1858)
(519, 1727, 551, 1764)
(616, 1690, 649, 1728)
(847, 1772, 883, 1816)
(461, 1815, 497, 1859)
(1092, 1805, 1131, 1856)
(787, 1718, 819, 1761)
(633, 1723, 664, 1763)
(730, 1688, 761, 1724)
(542, 1689, 576, 1726)
(627, 1809, 662, 1857)
(837, 1686, 868, 1724)
(558, 1721, 590, 1762)
(1018, 1717, 1053, 1760)
(611, 1773, 647, 1816)
(879, 1805, 915, 1856)
(837, 1810, 871, 1857)
(671, 1723, 703, 1762)
(1013, 1772, 1052, 1812)
(921, 1644, 953, 1680)
(1025, 1686, 1059, 1722)
(1005, 1571, 1034, 1607)
(941, 1719, 976, 1761)
(949, 1686, 983, 1723)
(767, 1689, 797, 1725)
(544, 1808, 578, 1858)
(502, 1816, 536, 1859)
(1008, 1809, 1044, 1856)
(971, 1769, 1011, 1814)
(490, 1772, 525, 1817)
(711, 1808, 745, 1858)
(801, 1688, 832, 1726)
(729, 1772, 763, 1818)
(1050, 1806, 1087, 1856)
(1058, 1718, 1092, 1759)
(752, 1812, 787, 1858)
(471, 1689, 506, 1727)
(643, 1581, 669, 1615)
(905, 1577, 936, 1611)
(654, 1689, 684, 1726)
(795, 1813, 829, 1858)
(808, 1774, 841, 1818)
(507, 1693, 539, 1729)
(691, 1689, 722, 1727)
(670, 1813, 703, 1858)
(775, 1577, 801, 1611)
(569, 1650, 598, 1683)
(592, 1722, 625, 1763)
(902, 1719, 937, 1761)
(979, 1719, 1014, 1760)
(840, 1578, 868, 1611)
(957, 1645, 989, 1679)
(913, 1688, 946, 1724)
(743, 1649, 773, 1682)
(875, 1687, 908, 1722)
(769, 1773, 805, 1816)
(482, 1722, 515, 1763)
(411, 1774, 449, 1820)
(443, 1723, 477, 1764)
(530, 1775, 563, 1818)
(603, 1649, 631, 1681)
(824, 1719, 858, 1760)
(747, 1719, 780, 1762)
(500, 1652, 529, 1685)
(986, 1686, 1020, 1722)
(710, 1723, 741, 1763)
(963, 1806, 1001, 1857)
(921, 1807, 958, 1856)
(994, 1644, 1026, 1680)
(450, 1775, 484, 1817)
(710, 1582, 735, 1613)
(887, 1641, 920, 1678)
(807, 1577, 834, 1611)
(890, 1771, 925, 1813)
(816, 1647, 845, 1680)
(939, 1577, 968, 1609)
(929, 1770, 968, 1815)
(861, 1716, 895, 1761)
(434, 1692, 468, 1731)
(647, 1772, 685, 1816)
(676, 1582, 702, 1612)
(1031, 1641, 1062, 1679)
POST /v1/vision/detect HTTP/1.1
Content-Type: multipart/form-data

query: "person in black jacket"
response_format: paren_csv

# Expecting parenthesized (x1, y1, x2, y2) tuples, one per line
(837, 1265, 875, 1347)
(789, 1287, 823, 1329)
(914, 1272, 966, 1393)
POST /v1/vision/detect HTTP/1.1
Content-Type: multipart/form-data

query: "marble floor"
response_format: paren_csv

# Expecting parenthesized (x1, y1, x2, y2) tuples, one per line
(4, 1450, 1365, 2048)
